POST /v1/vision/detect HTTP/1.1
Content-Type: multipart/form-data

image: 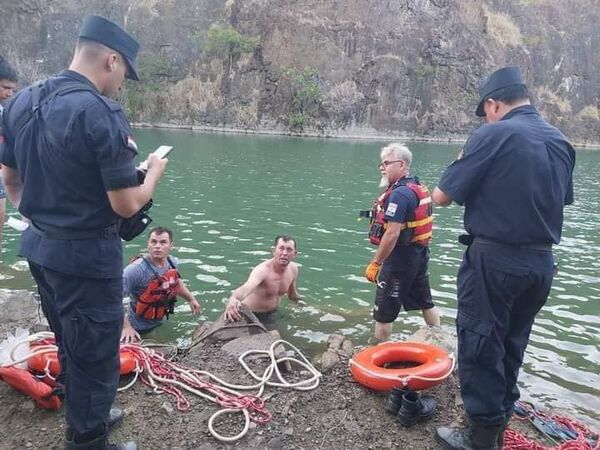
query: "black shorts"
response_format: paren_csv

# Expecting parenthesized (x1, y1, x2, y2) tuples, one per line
(253, 310, 280, 331)
(373, 264, 434, 323)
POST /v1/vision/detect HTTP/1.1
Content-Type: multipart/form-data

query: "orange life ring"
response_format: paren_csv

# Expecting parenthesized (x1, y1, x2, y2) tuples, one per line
(28, 345, 138, 378)
(0, 366, 62, 410)
(349, 341, 453, 392)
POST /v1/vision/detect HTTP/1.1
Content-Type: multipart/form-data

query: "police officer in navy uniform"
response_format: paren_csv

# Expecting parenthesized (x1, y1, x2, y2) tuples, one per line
(0, 16, 167, 449)
(432, 66, 575, 449)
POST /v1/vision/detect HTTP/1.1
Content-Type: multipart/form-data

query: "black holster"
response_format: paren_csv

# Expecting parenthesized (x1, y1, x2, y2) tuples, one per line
(458, 234, 474, 246)
(118, 200, 153, 241)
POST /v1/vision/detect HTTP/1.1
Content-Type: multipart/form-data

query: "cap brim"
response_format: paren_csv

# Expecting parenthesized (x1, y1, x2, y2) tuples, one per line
(475, 99, 485, 117)
(124, 57, 139, 81)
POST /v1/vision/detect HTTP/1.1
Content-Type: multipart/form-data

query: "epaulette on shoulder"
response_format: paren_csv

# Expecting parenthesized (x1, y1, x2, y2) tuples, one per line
(95, 95, 122, 113)
(80, 91, 121, 113)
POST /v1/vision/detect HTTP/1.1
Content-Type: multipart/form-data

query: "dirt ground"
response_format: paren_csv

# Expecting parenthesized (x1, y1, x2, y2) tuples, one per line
(0, 293, 557, 450)
(0, 343, 550, 450)
(0, 342, 461, 449)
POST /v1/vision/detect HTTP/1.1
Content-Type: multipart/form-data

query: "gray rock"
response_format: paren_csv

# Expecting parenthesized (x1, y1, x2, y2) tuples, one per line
(320, 350, 341, 372)
(340, 338, 355, 357)
(160, 401, 174, 415)
(221, 330, 284, 359)
(454, 393, 464, 407)
(408, 325, 457, 355)
(0, 290, 40, 325)
(2, 0, 599, 143)
(190, 304, 268, 347)
(327, 334, 345, 351)
(267, 437, 283, 450)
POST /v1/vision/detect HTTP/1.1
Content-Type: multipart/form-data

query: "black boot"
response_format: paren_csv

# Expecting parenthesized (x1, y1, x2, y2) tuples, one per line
(66, 408, 125, 442)
(471, 422, 501, 450)
(436, 422, 501, 450)
(384, 386, 408, 415)
(106, 408, 124, 432)
(497, 413, 511, 448)
(395, 390, 437, 427)
(65, 433, 137, 450)
(436, 425, 474, 450)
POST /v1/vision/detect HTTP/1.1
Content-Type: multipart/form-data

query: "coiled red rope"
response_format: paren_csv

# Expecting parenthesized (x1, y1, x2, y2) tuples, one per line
(504, 401, 599, 450)
(120, 340, 321, 442)
(121, 344, 272, 424)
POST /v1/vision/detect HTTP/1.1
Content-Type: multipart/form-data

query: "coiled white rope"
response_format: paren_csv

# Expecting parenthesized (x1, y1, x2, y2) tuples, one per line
(118, 339, 321, 442)
(1, 332, 57, 371)
(2, 331, 321, 443)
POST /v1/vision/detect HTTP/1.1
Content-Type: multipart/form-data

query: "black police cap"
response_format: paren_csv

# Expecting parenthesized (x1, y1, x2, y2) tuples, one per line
(475, 66, 526, 117)
(79, 15, 140, 81)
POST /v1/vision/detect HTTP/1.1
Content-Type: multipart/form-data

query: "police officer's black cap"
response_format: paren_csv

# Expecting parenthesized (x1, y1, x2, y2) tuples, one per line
(79, 15, 140, 81)
(475, 66, 526, 117)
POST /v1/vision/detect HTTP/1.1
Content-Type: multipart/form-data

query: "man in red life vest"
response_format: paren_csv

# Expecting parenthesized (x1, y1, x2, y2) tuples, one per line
(121, 226, 201, 343)
(364, 143, 440, 342)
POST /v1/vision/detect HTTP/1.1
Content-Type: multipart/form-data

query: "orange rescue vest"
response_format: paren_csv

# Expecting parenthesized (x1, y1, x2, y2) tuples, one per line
(368, 178, 433, 246)
(133, 256, 181, 321)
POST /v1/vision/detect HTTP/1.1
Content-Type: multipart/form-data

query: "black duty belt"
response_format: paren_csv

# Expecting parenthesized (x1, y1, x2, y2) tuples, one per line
(30, 221, 119, 240)
(470, 236, 552, 252)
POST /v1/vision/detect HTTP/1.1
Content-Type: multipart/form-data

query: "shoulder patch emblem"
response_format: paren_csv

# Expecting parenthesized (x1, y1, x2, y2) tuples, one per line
(126, 135, 138, 152)
(385, 202, 398, 216)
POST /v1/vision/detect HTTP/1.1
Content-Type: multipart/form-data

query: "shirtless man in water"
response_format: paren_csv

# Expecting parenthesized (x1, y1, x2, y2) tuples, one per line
(224, 235, 302, 325)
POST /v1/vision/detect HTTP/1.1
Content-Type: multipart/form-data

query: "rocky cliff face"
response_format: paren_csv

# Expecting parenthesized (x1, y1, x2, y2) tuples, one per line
(1, 0, 598, 142)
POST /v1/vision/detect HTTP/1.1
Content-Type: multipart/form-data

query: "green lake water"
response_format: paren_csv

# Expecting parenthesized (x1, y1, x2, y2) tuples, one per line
(1, 129, 598, 427)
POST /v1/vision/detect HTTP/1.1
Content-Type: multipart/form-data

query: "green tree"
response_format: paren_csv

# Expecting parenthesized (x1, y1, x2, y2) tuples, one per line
(137, 54, 173, 79)
(202, 24, 259, 62)
(122, 54, 172, 119)
(284, 67, 322, 131)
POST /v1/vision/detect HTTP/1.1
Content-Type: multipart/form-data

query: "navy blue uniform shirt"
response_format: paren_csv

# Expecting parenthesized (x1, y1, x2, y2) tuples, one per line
(382, 176, 429, 272)
(438, 105, 575, 245)
(0, 70, 139, 278)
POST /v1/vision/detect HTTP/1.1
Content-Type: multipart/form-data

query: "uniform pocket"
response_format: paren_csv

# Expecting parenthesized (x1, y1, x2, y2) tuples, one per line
(71, 312, 122, 365)
(457, 310, 493, 362)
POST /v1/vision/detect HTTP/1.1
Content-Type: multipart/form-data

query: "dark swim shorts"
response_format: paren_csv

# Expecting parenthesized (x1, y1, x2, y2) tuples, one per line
(372, 264, 434, 323)
(253, 309, 281, 331)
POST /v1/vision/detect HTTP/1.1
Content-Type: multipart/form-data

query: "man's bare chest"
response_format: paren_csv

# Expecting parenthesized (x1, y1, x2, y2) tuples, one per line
(261, 273, 292, 296)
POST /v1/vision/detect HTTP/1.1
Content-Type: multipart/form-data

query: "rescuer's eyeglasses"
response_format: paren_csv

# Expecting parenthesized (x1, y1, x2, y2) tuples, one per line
(379, 160, 403, 168)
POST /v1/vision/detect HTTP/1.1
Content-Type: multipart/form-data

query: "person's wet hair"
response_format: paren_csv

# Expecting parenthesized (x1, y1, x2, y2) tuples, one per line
(274, 235, 296, 250)
(149, 226, 173, 242)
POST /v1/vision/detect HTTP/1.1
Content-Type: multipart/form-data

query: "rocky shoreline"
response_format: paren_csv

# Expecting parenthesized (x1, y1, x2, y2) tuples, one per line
(132, 122, 600, 150)
(0, 289, 587, 449)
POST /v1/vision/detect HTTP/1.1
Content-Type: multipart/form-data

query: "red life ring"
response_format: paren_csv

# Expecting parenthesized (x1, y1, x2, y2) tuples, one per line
(349, 341, 453, 391)
(28, 344, 139, 378)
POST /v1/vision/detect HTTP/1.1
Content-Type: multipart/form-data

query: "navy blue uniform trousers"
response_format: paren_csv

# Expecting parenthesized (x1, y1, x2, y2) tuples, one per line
(28, 261, 123, 436)
(456, 241, 553, 425)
